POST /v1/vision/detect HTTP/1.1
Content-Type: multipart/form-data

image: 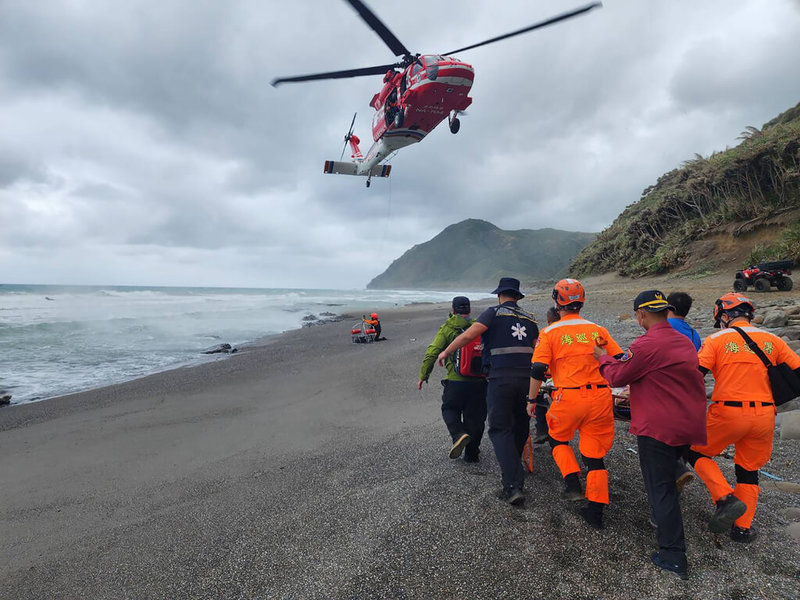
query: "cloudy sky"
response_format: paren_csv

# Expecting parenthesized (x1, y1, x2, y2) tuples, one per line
(1, 0, 799, 289)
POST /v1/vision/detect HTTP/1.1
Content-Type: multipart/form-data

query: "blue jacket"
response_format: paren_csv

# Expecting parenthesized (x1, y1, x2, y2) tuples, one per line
(668, 317, 702, 351)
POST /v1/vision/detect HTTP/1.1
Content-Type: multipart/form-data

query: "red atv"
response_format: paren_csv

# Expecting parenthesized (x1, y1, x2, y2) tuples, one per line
(734, 260, 794, 292)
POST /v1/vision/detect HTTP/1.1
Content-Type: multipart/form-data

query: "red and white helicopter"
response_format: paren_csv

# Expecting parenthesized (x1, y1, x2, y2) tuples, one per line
(272, 0, 601, 187)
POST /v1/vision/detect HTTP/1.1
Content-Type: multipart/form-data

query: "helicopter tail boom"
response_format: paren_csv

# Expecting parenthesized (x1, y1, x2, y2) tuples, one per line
(323, 161, 392, 178)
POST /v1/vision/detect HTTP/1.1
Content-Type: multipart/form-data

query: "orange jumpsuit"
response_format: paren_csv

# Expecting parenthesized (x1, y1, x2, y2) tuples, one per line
(532, 314, 623, 504)
(689, 319, 800, 528)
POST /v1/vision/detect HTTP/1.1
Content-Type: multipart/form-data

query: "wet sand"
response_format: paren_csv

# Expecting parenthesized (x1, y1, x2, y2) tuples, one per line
(2, 276, 799, 599)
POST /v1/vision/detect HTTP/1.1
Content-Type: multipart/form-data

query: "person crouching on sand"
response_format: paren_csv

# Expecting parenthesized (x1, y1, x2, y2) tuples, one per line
(363, 312, 385, 341)
(418, 296, 488, 462)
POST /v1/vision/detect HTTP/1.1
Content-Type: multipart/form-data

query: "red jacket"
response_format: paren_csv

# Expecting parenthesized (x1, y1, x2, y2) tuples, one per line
(598, 322, 707, 446)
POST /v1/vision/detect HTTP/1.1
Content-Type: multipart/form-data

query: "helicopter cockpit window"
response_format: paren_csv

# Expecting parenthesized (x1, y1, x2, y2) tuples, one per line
(419, 55, 439, 80)
(425, 61, 438, 81)
(412, 61, 423, 77)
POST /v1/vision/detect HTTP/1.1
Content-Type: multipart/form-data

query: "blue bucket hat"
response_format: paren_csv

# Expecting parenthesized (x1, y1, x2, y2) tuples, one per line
(491, 277, 524, 299)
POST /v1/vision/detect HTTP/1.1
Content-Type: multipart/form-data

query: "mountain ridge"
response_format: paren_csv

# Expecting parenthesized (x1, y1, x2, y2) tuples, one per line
(367, 219, 595, 290)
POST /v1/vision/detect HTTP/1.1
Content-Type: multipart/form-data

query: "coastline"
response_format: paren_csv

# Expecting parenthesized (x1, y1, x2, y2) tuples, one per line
(2, 287, 799, 598)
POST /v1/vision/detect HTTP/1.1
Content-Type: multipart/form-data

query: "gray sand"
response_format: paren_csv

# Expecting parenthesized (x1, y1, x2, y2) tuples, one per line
(1, 277, 799, 599)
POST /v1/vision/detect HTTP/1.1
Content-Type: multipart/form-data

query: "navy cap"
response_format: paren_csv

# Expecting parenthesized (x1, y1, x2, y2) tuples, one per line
(452, 296, 471, 314)
(633, 290, 674, 312)
(491, 277, 524, 299)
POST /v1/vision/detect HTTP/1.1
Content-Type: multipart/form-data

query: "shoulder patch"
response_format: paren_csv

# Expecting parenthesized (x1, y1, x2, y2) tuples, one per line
(620, 349, 633, 362)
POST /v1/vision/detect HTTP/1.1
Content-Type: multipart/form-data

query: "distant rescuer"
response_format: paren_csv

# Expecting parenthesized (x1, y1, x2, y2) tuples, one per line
(594, 290, 707, 580)
(418, 296, 488, 462)
(438, 277, 538, 506)
(687, 293, 800, 543)
(364, 312, 385, 341)
(528, 278, 623, 530)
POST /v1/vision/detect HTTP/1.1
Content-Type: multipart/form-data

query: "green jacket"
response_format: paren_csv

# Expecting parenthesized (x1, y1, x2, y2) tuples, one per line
(419, 313, 476, 383)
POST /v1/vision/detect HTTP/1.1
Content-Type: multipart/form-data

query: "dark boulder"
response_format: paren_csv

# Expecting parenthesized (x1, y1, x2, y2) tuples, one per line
(202, 343, 238, 355)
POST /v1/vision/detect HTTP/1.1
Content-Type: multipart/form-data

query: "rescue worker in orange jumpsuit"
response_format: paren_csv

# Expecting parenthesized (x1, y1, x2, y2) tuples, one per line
(363, 313, 385, 341)
(528, 279, 623, 529)
(687, 293, 800, 542)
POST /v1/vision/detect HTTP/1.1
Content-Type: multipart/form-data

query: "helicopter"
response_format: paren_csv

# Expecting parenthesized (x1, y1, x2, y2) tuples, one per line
(272, 0, 602, 187)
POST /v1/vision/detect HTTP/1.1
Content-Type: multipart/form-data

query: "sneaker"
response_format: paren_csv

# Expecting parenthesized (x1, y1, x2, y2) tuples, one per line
(463, 453, 479, 463)
(506, 488, 526, 506)
(709, 495, 747, 534)
(580, 501, 604, 529)
(651, 552, 688, 580)
(561, 473, 584, 502)
(449, 433, 471, 459)
(730, 525, 758, 543)
(498, 487, 526, 506)
(675, 470, 694, 495)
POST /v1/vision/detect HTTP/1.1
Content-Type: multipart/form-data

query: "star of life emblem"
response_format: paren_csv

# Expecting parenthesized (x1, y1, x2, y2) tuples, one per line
(511, 322, 527, 340)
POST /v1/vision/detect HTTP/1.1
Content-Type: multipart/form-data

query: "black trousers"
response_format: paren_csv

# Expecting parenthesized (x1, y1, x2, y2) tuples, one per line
(637, 436, 688, 564)
(441, 379, 488, 459)
(534, 392, 550, 435)
(487, 377, 530, 491)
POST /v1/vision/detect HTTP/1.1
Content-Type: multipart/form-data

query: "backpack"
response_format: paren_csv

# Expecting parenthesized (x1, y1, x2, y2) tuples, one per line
(454, 335, 485, 378)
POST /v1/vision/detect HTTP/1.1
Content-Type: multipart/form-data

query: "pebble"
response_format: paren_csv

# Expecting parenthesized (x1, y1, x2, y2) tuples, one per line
(788, 522, 800, 544)
(779, 411, 800, 440)
(784, 507, 800, 521)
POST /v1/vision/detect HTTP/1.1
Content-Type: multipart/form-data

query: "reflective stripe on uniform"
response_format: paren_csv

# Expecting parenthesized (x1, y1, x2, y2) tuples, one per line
(490, 347, 534, 356)
(542, 318, 594, 333)
(707, 326, 761, 340)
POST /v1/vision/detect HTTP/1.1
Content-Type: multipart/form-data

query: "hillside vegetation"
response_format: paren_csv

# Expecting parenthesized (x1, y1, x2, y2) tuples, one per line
(367, 219, 595, 290)
(570, 101, 800, 277)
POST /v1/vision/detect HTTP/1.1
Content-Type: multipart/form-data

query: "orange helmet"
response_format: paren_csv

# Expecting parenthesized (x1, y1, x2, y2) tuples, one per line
(370, 312, 378, 319)
(713, 292, 755, 328)
(553, 278, 586, 308)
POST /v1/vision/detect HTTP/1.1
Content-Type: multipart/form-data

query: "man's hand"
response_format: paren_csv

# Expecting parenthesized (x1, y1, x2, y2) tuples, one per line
(592, 344, 608, 360)
(526, 401, 536, 418)
(437, 351, 449, 367)
(417, 379, 425, 390)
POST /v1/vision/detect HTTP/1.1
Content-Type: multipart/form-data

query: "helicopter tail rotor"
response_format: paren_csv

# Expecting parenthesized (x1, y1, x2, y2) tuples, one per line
(340, 112, 358, 159)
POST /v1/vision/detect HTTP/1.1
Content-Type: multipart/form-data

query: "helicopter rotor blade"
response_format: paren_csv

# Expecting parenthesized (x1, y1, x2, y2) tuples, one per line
(442, 2, 602, 56)
(271, 63, 399, 86)
(345, 0, 411, 58)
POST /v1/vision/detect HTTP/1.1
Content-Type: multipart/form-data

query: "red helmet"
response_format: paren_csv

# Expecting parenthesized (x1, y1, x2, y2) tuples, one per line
(371, 312, 378, 319)
(553, 278, 586, 307)
(713, 292, 755, 327)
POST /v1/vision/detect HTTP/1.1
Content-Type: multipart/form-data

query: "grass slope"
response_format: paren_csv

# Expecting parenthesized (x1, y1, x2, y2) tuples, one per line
(571, 101, 800, 277)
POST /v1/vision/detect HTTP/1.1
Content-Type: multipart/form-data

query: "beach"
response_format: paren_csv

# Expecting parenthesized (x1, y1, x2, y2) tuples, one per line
(2, 275, 800, 599)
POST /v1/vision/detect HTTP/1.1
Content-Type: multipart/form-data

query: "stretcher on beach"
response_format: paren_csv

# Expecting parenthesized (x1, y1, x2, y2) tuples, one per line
(351, 320, 376, 343)
(611, 386, 631, 421)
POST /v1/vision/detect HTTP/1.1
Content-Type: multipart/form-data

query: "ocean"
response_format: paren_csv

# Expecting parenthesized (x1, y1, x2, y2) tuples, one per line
(0, 284, 477, 405)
